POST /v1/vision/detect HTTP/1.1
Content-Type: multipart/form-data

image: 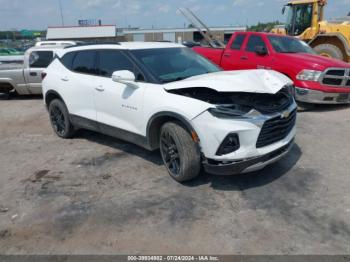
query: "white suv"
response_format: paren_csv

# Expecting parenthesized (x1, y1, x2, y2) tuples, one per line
(42, 42, 297, 182)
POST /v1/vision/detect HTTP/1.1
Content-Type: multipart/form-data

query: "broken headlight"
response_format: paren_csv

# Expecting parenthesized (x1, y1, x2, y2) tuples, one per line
(208, 105, 250, 119)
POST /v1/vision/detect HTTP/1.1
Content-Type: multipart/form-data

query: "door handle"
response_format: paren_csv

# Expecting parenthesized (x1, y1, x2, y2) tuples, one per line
(223, 53, 231, 57)
(30, 72, 37, 76)
(95, 86, 105, 92)
(240, 56, 248, 60)
(61, 77, 69, 82)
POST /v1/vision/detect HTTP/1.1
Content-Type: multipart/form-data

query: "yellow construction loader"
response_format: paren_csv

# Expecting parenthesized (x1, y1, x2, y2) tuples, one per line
(272, 0, 350, 62)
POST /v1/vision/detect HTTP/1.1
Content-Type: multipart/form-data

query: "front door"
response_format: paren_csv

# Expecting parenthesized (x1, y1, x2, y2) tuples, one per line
(94, 50, 146, 135)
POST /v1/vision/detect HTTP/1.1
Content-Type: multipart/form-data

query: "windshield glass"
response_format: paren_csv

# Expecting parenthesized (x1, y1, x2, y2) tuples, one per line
(268, 35, 315, 54)
(130, 48, 220, 83)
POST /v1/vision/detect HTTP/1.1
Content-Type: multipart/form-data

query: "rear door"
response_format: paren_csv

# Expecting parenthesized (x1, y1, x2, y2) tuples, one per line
(94, 50, 146, 135)
(24, 50, 54, 94)
(60, 50, 98, 124)
(220, 33, 248, 70)
(239, 34, 273, 69)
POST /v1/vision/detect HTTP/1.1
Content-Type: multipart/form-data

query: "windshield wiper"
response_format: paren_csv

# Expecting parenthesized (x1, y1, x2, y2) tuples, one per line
(162, 76, 189, 83)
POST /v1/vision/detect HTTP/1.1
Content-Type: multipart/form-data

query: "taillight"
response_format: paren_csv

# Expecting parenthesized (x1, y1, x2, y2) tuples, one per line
(41, 72, 47, 80)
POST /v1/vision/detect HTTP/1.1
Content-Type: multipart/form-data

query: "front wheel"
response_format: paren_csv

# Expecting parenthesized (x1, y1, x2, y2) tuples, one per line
(48, 99, 75, 138)
(160, 122, 201, 182)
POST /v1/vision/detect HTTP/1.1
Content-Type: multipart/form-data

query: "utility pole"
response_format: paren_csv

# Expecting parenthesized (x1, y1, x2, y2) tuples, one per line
(58, 0, 65, 26)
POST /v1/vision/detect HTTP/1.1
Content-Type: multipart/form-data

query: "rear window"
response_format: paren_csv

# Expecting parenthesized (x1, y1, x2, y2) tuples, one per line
(72, 50, 97, 75)
(29, 51, 54, 68)
(230, 34, 246, 50)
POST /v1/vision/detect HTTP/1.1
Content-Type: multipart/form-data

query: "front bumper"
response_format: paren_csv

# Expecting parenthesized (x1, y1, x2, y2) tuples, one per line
(295, 87, 350, 104)
(203, 139, 294, 176)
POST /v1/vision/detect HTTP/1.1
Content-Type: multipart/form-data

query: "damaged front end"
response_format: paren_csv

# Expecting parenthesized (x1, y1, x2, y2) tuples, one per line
(167, 85, 295, 117)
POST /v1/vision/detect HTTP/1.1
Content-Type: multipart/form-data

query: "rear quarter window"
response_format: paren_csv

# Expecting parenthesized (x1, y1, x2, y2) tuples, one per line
(60, 52, 76, 70)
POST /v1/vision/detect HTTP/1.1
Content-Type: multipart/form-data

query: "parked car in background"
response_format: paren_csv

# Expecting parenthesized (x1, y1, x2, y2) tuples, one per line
(0, 42, 75, 95)
(193, 32, 350, 105)
(0, 48, 11, 56)
(43, 42, 297, 182)
(0, 48, 24, 63)
(0, 48, 24, 56)
(4, 48, 24, 55)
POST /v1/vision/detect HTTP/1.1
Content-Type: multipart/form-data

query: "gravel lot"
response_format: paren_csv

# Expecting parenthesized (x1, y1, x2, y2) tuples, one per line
(0, 95, 350, 255)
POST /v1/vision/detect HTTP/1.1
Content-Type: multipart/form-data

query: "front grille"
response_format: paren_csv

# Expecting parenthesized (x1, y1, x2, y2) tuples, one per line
(256, 109, 297, 148)
(321, 68, 350, 87)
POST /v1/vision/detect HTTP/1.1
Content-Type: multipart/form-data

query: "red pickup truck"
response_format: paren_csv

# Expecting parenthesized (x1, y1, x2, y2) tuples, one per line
(193, 32, 350, 105)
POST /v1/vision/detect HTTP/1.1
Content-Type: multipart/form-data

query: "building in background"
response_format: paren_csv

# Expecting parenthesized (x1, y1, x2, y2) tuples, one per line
(46, 25, 246, 44)
(123, 26, 246, 44)
(46, 25, 123, 42)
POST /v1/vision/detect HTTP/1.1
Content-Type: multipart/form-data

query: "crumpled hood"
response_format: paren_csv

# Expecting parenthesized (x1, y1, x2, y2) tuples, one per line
(164, 69, 293, 94)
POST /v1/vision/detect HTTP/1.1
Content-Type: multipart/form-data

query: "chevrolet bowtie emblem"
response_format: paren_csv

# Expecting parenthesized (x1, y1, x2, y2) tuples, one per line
(281, 111, 290, 119)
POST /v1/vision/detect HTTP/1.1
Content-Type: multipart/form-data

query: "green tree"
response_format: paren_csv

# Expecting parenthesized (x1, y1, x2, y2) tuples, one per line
(248, 21, 282, 32)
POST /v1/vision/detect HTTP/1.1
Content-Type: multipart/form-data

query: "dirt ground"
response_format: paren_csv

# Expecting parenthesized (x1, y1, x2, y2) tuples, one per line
(0, 95, 350, 255)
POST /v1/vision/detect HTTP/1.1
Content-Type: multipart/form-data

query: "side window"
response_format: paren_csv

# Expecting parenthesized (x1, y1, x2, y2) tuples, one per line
(245, 35, 267, 52)
(98, 50, 135, 77)
(230, 34, 246, 50)
(61, 52, 76, 70)
(72, 51, 97, 75)
(29, 51, 54, 68)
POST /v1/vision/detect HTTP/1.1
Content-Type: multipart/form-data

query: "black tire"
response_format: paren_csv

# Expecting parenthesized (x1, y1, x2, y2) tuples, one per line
(48, 99, 75, 138)
(0, 93, 10, 100)
(159, 122, 201, 182)
(8, 90, 18, 99)
(314, 44, 344, 61)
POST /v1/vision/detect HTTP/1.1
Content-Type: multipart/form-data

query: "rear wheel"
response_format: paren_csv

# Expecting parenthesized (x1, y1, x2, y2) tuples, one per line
(314, 44, 344, 61)
(159, 122, 201, 182)
(48, 99, 75, 138)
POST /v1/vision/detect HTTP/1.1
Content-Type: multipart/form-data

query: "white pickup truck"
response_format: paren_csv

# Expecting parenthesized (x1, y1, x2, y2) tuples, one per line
(0, 41, 75, 95)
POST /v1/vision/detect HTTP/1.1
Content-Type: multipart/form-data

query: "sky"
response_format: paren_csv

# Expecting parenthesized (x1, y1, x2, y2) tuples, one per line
(0, 0, 349, 30)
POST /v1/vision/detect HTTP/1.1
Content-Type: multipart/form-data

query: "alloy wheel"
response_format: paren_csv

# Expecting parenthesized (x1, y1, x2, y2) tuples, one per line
(160, 131, 181, 176)
(50, 106, 66, 136)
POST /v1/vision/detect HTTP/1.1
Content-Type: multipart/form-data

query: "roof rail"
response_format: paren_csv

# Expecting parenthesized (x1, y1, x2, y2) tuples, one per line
(35, 41, 77, 47)
(64, 41, 121, 49)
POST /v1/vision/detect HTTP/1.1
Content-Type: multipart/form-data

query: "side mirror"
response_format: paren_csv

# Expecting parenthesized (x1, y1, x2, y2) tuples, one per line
(112, 70, 136, 83)
(255, 46, 268, 56)
(282, 6, 286, 14)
